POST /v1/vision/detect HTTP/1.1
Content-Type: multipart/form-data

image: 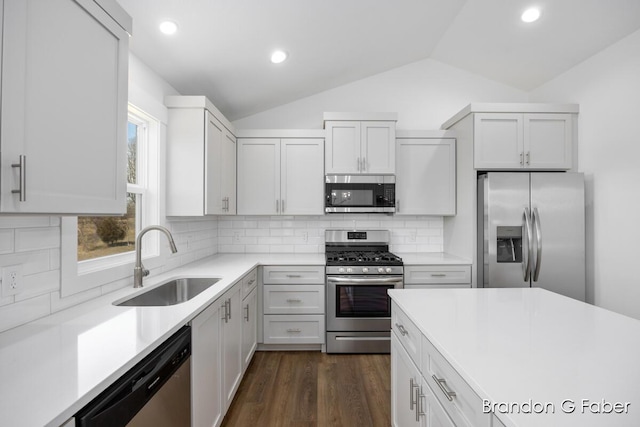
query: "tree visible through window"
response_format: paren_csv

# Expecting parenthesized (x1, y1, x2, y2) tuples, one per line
(77, 114, 145, 261)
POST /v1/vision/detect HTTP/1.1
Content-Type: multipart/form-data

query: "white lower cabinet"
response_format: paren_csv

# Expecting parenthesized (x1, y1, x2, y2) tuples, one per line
(403, 265, 472, 289)
(392, 332, 455, 427)
(191, 279, 252, 427)
(191, 299, 223, 427)
(241, 286, 258, 370)
(261, 265, 326, 345)
(392, 302, 490, 427)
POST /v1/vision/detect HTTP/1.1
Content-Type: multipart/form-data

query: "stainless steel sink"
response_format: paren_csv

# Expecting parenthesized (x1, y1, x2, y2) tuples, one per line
(115, 277, 221, 306)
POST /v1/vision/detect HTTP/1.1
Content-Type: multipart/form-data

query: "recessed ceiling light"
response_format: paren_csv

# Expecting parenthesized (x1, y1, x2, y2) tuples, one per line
(270, 50, 288, 64)
(159, 21, 178, 35)
(521, 7, 541, 23)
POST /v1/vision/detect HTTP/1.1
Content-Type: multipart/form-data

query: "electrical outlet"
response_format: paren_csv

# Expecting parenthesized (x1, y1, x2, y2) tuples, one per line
(302, 232, 309, 243)
(2, 265, 23, 297)
(409, 231, 417, 243)
(233, 231, 241, 243)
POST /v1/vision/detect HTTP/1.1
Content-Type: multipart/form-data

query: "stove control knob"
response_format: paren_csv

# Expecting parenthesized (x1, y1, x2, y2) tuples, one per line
(378, 267, 384, 273)
(338, 267, 345, 273)
(347, 268, 353, 273)
(385, 267, 392, 273)
(362, 267, 369, 273)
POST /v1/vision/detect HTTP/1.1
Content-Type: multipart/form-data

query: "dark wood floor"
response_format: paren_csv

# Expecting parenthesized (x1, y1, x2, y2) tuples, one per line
(221, 351, 391, 427)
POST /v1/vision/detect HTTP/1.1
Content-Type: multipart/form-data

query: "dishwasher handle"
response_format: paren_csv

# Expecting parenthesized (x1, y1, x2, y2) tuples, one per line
(75, 326, 191, 427)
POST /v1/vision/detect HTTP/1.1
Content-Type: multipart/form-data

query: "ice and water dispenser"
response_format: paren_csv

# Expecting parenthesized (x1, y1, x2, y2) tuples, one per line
(496, 226, 522, 263)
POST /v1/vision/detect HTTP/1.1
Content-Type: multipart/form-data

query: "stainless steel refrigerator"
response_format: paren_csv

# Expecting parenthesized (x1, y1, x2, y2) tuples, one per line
(477, 172, 585, 301)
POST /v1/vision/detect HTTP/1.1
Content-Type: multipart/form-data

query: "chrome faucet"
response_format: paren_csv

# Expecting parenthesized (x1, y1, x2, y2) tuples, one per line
(134, 225, 178, 288)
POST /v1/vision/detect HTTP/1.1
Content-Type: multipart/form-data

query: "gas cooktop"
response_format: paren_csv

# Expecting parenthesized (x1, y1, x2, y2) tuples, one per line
(325, 250, 403, 266)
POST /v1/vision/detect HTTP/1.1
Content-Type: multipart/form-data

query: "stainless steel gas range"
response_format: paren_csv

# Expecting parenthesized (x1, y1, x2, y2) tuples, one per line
(325, 229, 403, 353)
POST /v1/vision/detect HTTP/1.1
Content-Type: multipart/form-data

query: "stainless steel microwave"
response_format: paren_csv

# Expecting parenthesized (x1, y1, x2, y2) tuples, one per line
(325, 175, 395, 213)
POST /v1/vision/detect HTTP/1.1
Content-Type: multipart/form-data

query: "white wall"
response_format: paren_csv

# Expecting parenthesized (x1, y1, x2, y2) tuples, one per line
(0, 55, 219, 333)
(529, 29, 640, 320)
(233, 58, 528, 129)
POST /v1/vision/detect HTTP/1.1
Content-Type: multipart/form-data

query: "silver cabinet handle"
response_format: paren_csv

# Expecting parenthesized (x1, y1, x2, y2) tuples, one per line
(227, 298, 232, 320)
(276, 199, 279, 213)
(286, 298, 302, 303)
(221, 300, 228, 323)
(244, 304, 249, 321)
(356, 157, 361, 172)
(286, 328, 301, 333)
(247, 278, 255, 285)
(286, 274, 302, 278)
(395, 323, 408, 336)
(522, 207, 533, 282)
(520, 152, 524, 165)
(532, 207, 542, 282)
(417, 388, 426, 421)
(432, 375, 456, 401)
(409, 378, 419, 411)
(362, 157, 366, 172)
(11, 155, 26, 201)
(281, 199, 285, 213)
(526, 151, 531, 165)
(430, 273, 446, 277)
(396, 199, 400, 213)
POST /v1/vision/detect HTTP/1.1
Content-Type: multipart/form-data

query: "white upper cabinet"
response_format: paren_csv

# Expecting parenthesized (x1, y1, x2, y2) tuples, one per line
(473, 112, 573, 170)
(165, 96, 236, 216)
(396, 132, 456, 216)
(0, 0, 130, 214)
(324, 113, 397, 174)
(237, 130, 324, 215)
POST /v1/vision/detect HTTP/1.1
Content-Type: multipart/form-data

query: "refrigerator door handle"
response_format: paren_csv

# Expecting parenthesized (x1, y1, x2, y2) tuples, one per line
(522, 207, 533, 282)
(532, 207, 542, 282)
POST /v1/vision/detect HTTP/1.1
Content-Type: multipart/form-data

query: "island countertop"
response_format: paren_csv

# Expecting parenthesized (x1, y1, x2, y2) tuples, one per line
(388, 288, 640, 427)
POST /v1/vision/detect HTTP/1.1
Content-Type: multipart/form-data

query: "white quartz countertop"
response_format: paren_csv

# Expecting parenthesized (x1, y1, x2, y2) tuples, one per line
(395, 252, 471, 265)
(0, 253, 324, 427)
(388, 288, 640, 427)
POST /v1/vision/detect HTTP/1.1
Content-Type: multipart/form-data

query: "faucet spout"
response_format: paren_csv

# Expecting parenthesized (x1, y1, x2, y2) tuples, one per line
(134, 225, 178, 288)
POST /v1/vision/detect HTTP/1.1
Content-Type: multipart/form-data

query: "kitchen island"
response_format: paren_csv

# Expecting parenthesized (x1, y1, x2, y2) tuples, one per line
(389, 288, 640, 427)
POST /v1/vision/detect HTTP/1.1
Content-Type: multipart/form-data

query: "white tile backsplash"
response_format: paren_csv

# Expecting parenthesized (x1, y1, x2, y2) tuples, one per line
(0, 212, 443, 332)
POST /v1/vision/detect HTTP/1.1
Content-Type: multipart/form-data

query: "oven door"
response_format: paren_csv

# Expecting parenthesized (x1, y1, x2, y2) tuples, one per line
(326, 275, 403, 332)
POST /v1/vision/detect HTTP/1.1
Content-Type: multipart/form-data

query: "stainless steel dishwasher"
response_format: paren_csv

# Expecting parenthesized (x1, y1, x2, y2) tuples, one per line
(75, 326, 191, 427)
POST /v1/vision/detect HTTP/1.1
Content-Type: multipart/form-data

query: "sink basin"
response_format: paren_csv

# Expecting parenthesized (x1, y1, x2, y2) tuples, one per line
(115, 277, 221, 306)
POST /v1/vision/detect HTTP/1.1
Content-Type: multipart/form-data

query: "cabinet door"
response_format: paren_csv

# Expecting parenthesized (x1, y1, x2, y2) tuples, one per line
(205, 112, 224, 215)
(241, 287, 257, 371)
(473, 113, 523, 170)
(221, 129, 237, 214)
(391, 333, 421, 427)
(524, 113, 572, 170)
(396, 138, 456, 215)
(191, 302, 223, 427)
(361, 121, 395, 174)
(1, 0, 128, 214)
(237, 139, 280, 214)
(221, 285, 243, 411)
(281, 138, 324, 215)
(325, 121, 361, 173)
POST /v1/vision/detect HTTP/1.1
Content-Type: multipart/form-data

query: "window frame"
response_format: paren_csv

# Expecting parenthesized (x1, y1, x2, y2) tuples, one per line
(61, 103, 165, 297)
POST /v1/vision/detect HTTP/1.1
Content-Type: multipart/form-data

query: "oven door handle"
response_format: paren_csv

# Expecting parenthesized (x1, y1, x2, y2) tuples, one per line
(327, 276, 403, 284)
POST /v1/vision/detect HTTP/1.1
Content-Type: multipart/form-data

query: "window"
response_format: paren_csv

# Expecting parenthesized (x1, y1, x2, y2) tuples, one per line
(77, 114, 145, 261)
(61, 104, 163, 297)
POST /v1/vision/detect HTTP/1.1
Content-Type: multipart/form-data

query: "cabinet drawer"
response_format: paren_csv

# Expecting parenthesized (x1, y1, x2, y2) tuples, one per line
(263, 315, 325, 344)
(241, 268, 258, 299)
(262, 266, 325, 284)
(263, 285, 325, 314)
(422, 336, 490, 427)
(404, 265, 471, 285)
(391, 301, 421, 365)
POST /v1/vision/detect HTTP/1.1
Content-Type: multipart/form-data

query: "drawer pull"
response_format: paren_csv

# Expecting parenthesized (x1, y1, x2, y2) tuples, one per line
(286, 328, 301, 333)
(286, 298, 302, 303)
(395, 323, 408, 337)
(286, 274, 302, 278)
(432, 375, 456, 401)
(409, 378, 419, 410)
(430, 273, 447, 277)
(417, 388, 426, 420)
(247, 279, 255, 285)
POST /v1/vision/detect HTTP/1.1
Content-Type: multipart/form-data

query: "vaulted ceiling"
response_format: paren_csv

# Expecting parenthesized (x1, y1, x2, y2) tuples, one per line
(117, 0, 640, 121)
